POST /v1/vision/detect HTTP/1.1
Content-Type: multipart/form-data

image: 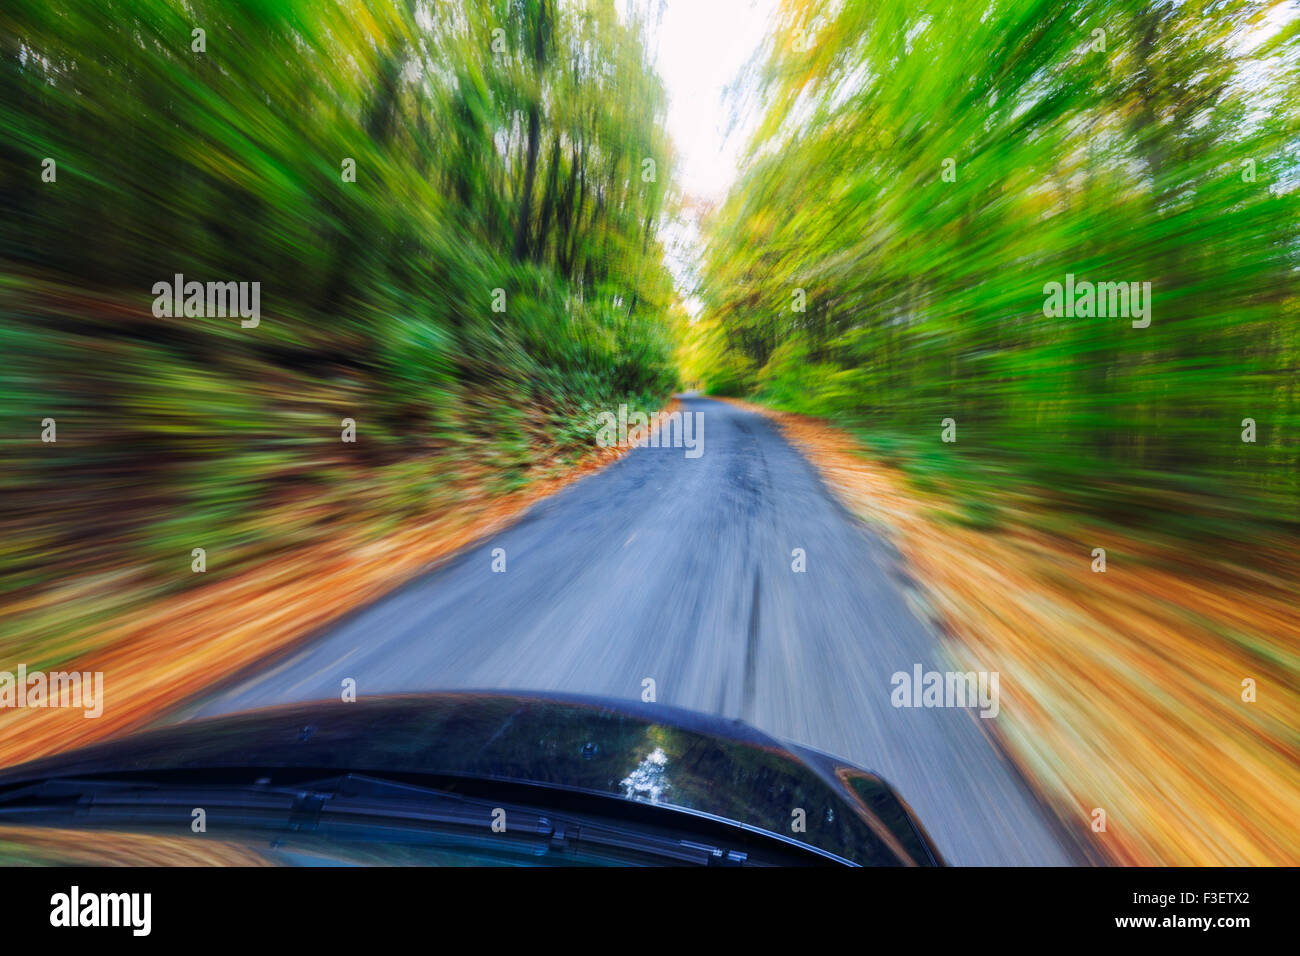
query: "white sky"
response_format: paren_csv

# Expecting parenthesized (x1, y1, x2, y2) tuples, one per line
(622, 0, 780, 316)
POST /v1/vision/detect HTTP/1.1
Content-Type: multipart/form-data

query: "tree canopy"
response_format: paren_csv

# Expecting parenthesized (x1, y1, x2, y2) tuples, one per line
(694, 0, 1300, 529)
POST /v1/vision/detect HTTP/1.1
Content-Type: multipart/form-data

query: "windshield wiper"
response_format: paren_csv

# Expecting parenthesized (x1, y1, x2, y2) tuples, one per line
(0, 773, 762, 866)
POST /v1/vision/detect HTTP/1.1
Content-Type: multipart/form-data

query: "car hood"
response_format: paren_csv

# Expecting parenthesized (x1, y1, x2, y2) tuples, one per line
(0, 691, 941, 865)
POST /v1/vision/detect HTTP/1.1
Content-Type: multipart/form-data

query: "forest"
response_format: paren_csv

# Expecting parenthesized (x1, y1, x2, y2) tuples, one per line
(691, 0, 1299, 537)
(1, 0, 1297, 867)
(0, 0, 683, 657)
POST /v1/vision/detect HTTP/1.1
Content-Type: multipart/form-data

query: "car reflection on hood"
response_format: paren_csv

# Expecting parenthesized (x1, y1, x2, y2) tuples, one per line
(0, 691, 943, 867)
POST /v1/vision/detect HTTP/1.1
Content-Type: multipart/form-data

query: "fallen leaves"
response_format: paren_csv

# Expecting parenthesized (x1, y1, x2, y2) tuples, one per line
(738, 398, 1300, 866)
(0, 402, 679, 771)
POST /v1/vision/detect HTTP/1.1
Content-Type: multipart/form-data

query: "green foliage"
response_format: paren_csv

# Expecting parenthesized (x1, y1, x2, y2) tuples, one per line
(699, 0, 1300, 530)
(0, 0, 680, 600)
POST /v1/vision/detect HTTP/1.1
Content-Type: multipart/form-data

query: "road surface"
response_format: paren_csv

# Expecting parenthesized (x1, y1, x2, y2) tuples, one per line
(182, 394, 1077, 865)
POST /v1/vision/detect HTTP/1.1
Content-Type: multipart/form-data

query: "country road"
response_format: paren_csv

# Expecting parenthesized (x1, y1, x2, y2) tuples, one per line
(180, 395, 1077, 865)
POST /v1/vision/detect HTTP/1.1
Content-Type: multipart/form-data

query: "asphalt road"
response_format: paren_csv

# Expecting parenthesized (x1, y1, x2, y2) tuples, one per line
(184, 394, 1076, 865)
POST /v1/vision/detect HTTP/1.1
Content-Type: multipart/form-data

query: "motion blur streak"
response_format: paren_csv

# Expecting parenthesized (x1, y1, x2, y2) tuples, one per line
(184, 396, 1073, 865)
(1, 2, 680, 669)
(753, 402, 1300, 867)
(1, 0, 1298, 869)
(0, 827, 271, 866)
(688, 0, 1300, 865)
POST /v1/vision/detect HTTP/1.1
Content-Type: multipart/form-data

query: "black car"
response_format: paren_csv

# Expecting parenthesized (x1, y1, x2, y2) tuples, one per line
(0, 692, 942, 867)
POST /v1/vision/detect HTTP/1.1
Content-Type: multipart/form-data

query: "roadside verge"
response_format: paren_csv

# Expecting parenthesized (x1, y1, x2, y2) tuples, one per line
(726, 397, 1300, 866)
(0, 401, 679, 768)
